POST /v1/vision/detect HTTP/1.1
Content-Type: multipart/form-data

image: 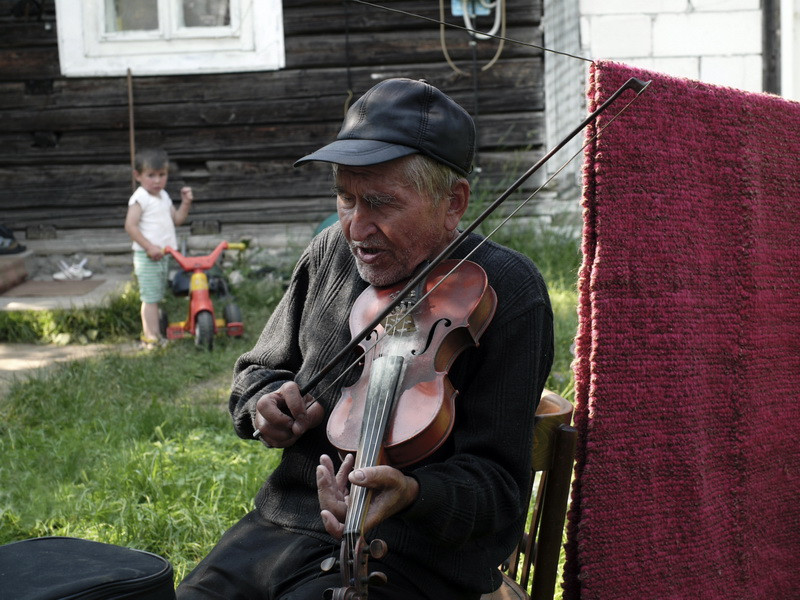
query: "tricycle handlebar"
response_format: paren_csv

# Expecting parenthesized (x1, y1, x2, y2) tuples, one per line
(163, 240, 247, 272)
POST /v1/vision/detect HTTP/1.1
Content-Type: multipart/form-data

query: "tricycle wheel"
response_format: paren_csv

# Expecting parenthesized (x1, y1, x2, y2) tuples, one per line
(195, 310, 214, 350)
(224, 303, 243, 337)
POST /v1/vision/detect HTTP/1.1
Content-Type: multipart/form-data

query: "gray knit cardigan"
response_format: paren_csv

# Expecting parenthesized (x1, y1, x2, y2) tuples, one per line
(229, 223, 553, 595)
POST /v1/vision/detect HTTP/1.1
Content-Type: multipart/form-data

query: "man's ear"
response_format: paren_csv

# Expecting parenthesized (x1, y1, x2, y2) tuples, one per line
(444, 179, 469, 231)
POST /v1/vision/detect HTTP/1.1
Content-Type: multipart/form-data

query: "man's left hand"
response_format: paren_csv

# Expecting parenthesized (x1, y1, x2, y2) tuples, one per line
(317, 453, 419, 539)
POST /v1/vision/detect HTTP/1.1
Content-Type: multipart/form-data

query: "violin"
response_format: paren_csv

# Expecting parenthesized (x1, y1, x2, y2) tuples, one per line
(321, 259, 497, 599)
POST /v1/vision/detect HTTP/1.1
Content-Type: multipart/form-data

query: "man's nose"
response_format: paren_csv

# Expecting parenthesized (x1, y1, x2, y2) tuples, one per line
(348, 202, 378, 240)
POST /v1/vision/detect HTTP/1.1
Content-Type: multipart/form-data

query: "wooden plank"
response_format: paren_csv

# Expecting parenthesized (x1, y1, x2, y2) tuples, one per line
(0, 58, 543, 113)
(0, 69, 542, 132)
(282, 0, 541, 36)
(0, 59, 543, 112)
(0, 110, 543, 167)
(0, 0, 53, 20)
(3, 201, 337, 229)
(0, 148, 548, 218)
(0, 20, 57, 49)
(3, 196, 554, 231)
(0, 46, 60, 80)
(284, 25, 542, 69)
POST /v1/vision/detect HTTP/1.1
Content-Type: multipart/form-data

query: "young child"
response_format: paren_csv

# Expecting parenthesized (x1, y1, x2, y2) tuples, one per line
(124, 148, 193, 349)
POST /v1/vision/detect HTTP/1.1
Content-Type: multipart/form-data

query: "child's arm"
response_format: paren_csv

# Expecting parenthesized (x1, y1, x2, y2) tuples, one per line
(173, 186, 193, 226)
(125, 203, 164, 260)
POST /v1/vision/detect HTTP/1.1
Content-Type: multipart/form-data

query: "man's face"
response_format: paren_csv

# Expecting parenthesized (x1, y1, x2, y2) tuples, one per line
(335, 159, 462, 287)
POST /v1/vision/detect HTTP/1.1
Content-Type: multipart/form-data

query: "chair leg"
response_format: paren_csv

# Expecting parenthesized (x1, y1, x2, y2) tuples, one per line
(518, 473, 545, 590)
(530, 424, 577, 600)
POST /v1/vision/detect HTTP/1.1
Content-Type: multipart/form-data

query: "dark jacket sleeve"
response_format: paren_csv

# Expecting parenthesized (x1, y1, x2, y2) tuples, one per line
(228, 250, 313, 438)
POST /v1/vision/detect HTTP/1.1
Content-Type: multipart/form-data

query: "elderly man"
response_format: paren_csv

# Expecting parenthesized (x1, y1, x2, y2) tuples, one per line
(177, 78, 553, 600)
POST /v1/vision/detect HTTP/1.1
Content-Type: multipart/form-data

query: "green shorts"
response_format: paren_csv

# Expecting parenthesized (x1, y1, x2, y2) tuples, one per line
(133, 250, 169, 303)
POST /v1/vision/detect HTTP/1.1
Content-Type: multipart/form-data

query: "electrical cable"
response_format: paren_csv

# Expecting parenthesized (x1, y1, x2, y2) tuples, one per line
(343, 0, 355, 115)
(438, 0, 506, 75)
(352, 0, 592, 64)
(461, 0, 501, 40)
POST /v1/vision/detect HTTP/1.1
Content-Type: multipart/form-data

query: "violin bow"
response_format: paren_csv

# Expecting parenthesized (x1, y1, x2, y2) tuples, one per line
(292, 75, 651, 400)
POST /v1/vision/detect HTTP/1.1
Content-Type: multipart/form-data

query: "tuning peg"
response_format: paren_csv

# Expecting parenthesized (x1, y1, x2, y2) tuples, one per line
(324, 586, 361, 600)
(367, 571, 388, 587)
(320, 556, 338, 573)
(367, 538, 388, 560)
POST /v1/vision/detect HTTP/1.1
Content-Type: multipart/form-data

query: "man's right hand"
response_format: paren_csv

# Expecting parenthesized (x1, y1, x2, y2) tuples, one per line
(253, 381, 324, 448)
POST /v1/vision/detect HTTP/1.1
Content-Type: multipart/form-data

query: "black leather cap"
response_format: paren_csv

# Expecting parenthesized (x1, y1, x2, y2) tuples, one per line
(294, 78, 475, 176)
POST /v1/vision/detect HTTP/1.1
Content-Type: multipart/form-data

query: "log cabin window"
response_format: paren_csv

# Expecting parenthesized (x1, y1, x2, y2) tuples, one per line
(54, 0, 284, 76)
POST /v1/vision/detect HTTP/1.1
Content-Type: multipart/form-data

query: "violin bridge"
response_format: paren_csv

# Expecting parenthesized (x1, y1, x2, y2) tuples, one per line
(383, 292, 417, 336)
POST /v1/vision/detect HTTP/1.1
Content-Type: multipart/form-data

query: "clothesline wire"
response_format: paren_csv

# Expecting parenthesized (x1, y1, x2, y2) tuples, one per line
(350, 0, 594, 64)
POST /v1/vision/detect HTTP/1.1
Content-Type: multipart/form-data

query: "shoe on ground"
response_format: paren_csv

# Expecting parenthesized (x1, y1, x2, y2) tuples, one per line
(0, 236, 25, 254)
(139, 337, 169, 350)
(53, 258, 92, 281)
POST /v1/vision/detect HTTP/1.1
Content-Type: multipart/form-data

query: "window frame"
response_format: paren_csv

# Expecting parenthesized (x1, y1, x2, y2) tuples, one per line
(55, 0, 285, 77)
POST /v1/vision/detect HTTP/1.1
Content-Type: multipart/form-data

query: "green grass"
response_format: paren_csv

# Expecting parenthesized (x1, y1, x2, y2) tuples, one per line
(0, 280, 143, 344)
(0, 347, 278, 578)
(0, 225, 580, 591)
(0, 276, 284, 581)
(466, 171, 582, 400)
(480, 221, 581, 401)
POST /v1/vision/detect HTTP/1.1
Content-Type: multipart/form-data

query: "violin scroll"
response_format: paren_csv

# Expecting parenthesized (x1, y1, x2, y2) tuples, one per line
(322, 537, 388, 600)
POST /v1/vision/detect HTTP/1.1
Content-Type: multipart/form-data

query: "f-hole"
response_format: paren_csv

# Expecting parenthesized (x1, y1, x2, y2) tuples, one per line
(412, 318, 452, 356)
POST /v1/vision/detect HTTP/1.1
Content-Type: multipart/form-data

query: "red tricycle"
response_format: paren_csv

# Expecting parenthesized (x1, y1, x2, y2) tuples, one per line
(162, 240, 247, 350)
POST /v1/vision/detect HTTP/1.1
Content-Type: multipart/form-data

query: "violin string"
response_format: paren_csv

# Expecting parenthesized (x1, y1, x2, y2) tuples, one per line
(403, 88, 646, 314)
(348, 400, 374, 535)
(350, 0, 594, 64)
(384, 88, 654, 339)
(309, 302, 395, 402)
(440, 85, 650, 267)
(306, 83, 649, 405)
(346, 375, 393, 538)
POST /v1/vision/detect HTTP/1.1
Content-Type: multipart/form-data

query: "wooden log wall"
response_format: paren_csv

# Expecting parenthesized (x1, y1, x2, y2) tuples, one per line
(0, 0, 545, 238)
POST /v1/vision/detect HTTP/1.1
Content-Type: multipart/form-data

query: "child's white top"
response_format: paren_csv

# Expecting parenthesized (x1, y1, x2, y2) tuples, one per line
(128, 186, 178, 252)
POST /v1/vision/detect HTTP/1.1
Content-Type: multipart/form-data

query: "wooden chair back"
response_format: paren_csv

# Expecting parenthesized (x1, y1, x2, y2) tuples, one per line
(481, 389, 577, 600)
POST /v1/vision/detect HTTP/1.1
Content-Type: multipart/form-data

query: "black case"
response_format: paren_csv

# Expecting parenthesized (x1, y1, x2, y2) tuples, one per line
(0, 537, 175, 599)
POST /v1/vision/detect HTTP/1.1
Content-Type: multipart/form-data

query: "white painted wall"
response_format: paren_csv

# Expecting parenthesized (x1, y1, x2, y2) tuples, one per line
(579, 0, 764, 93)
(781, 0, 800, 100)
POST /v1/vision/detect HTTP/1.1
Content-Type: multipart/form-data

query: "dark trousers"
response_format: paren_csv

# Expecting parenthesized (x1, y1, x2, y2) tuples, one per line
(176, 510, 479, 600)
